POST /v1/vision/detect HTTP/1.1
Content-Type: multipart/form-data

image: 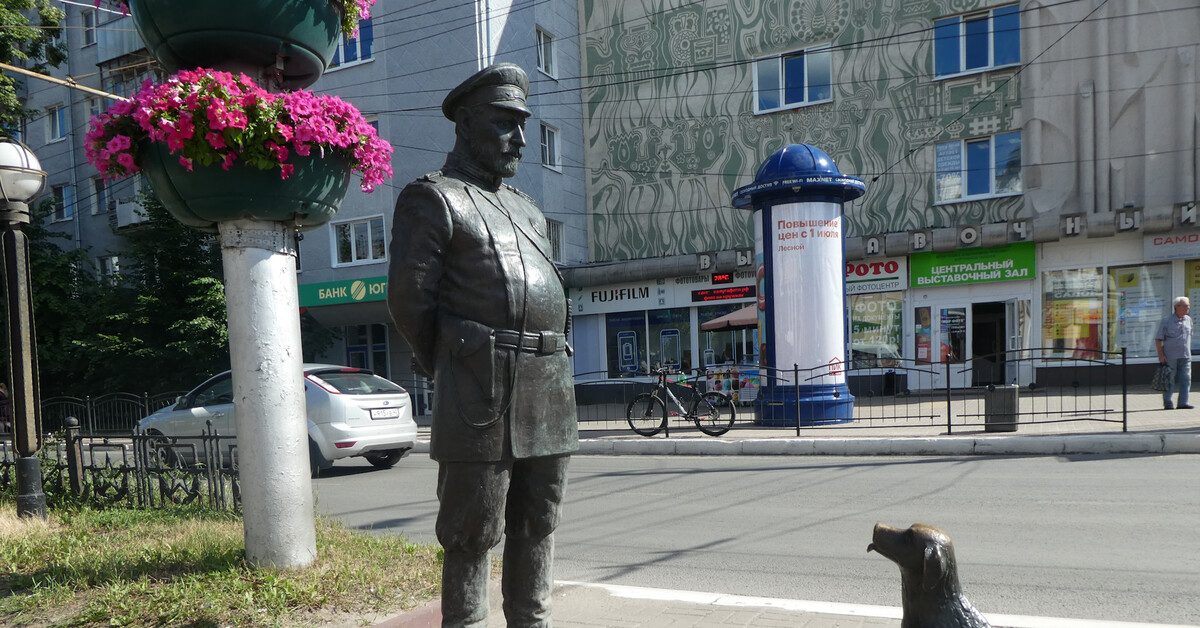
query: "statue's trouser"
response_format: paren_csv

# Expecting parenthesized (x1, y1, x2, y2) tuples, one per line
(436, 455, 570, 628)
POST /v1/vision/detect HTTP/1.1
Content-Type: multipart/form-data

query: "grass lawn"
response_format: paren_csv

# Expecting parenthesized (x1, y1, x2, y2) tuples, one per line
(0, 505, 441, 627)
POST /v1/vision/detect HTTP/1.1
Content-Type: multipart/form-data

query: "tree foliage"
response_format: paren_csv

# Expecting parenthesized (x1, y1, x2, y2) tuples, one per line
(1, 0, 67, 131)
(73, 195, 230, 394)
(9, 200, 104, 396)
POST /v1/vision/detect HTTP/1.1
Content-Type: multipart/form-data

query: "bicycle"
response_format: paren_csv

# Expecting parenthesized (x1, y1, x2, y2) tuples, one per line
(626, 367, 735, 437)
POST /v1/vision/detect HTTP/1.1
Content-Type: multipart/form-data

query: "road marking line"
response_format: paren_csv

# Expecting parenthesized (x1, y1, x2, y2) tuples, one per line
(555, 581, 1197, 628)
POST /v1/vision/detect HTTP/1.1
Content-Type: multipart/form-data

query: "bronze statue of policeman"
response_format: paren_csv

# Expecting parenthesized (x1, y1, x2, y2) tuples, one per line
(387, 63, 578, 628)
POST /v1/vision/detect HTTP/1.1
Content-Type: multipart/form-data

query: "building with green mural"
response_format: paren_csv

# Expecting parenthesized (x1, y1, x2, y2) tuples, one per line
(563, 0, 1200, 390)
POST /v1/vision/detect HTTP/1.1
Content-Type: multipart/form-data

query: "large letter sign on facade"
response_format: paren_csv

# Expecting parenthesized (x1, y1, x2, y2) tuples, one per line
(734, 145, 866, 426)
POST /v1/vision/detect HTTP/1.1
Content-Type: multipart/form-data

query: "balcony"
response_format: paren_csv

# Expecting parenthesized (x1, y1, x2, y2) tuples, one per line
(96, 15, 145, 65)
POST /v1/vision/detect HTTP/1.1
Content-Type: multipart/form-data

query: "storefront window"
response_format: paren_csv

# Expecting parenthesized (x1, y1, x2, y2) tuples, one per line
(915, 306, 932, 365)
(648, 308, 692, 373)
(1107, 263, 1172, 359)
(1188, 259, 1200, 353)
(698, 304, 758, 367)
(940, 307, 966, 364)
(1042, 268, 1103, 358)
(849, 291, 903, 368)
(605, 311, 644, 377)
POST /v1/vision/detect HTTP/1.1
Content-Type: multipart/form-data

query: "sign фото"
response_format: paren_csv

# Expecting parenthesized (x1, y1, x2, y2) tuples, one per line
(845, 257, 906, 294)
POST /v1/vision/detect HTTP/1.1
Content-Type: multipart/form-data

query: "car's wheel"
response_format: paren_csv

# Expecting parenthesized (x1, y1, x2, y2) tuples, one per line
(147, 431, 183, 469)
(309, 440, 329, 478)
(364, 448, 405, 469)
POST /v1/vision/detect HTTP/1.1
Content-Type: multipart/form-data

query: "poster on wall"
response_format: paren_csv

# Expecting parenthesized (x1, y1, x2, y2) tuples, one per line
(1041, 268, 1103, 357)
(769, 202, 846, 382)
(849, 292, 902, 367)
(1108, 264, 1171, 359)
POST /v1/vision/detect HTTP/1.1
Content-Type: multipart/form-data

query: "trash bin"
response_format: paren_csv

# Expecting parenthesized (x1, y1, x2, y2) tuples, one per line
(984, 384, 1018, 432)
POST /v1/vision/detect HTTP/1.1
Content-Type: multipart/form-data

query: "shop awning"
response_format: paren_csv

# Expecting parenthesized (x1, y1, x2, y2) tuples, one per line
(700, 304, 758, 331)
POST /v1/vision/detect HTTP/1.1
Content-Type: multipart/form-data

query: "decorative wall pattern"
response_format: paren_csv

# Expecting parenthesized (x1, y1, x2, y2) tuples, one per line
(582, 0, 1024, 262)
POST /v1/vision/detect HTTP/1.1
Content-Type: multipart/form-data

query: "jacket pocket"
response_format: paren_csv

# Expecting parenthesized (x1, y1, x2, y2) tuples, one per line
(439, 318, 500, 429)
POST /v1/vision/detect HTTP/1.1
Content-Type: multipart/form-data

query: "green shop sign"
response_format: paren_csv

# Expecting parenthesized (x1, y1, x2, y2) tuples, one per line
(299, 276, 387, 307)
(910, 242, 1035, 287)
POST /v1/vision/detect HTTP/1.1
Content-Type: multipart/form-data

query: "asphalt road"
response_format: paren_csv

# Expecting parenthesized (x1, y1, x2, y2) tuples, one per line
(314, 453, 1200, 625)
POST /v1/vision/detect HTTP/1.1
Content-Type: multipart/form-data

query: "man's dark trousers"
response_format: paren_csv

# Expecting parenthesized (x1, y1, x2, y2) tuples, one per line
(436, 455, 570, 628)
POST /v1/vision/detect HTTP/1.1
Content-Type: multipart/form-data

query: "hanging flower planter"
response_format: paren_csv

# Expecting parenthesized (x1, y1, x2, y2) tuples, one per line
(123, 0, 375, 89)
(85, 68, 393, 230)
(140, 141, 351, 230)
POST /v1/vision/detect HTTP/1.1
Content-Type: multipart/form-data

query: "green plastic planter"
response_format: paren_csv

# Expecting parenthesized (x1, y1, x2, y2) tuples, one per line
(128, 0, 341, 90)
(141, 143, 351, 231)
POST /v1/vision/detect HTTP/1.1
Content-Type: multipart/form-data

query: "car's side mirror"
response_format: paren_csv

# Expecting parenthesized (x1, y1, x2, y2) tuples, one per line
(173, 395, 186, 409)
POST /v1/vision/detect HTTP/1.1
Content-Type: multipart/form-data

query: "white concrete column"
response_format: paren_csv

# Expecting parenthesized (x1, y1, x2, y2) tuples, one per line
(219, 218, 316, 568)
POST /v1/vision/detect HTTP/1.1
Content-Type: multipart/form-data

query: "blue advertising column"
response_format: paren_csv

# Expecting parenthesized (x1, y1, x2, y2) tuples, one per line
(732, 145, 866, 426)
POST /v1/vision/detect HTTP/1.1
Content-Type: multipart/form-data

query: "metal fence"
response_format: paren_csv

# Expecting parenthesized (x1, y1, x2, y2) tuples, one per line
(0, 418, 239, 511)
(38, 392, 187, 435)
(571, 348, 1129, 435)
(0, 348, 1130, 445)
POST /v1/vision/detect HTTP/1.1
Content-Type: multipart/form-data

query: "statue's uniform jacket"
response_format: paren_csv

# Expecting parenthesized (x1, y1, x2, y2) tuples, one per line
(388, 160, 578, 462)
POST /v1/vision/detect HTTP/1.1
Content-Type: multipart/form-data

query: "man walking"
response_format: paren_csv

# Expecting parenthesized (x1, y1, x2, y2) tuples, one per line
(387, 63, 577, 627)
(1155, 296, 1193, 410)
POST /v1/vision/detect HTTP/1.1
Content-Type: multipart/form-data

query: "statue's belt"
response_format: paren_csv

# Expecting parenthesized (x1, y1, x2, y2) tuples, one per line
(493, 329, 569, 355)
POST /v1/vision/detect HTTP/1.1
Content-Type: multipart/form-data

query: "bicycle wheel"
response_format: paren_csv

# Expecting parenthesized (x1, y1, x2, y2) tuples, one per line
(626, 393, 666, 437)
(693, 391, 735, 436)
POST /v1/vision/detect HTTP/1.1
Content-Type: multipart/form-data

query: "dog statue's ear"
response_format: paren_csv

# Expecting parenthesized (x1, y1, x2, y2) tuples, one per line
(922, 544, 947, 591)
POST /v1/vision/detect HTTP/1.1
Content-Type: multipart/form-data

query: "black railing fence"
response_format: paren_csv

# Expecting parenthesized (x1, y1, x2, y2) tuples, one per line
(0, 348, 1131, 448)
(38, 391, 187, 435)
(1, 418, 239, 511)
(571, 348, 1129, 435)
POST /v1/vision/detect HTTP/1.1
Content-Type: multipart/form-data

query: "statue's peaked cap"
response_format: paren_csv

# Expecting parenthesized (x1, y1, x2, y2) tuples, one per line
(442, 63, 531, 120)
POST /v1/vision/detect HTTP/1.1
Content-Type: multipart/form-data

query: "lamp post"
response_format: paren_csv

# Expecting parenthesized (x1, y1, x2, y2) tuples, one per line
(0, 136, 48, 519)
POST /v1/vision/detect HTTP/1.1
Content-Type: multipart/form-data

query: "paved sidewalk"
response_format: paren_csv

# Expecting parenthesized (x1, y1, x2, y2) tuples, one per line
(376, 580, 1197, 628)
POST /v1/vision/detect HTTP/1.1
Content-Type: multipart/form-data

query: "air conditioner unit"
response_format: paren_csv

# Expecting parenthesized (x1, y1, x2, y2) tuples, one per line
(115, 199, 147, 228)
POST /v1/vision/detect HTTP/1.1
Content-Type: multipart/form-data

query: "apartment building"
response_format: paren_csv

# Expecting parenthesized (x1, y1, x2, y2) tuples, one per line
(566, 0, 1200, 394)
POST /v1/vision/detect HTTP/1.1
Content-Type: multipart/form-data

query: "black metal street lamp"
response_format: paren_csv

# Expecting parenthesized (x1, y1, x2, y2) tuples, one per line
(0, 136, 48, 519)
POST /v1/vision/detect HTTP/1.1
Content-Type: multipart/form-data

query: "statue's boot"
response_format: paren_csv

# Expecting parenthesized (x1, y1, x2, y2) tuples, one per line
(502, 534, 554, 628)
(442, 550, 490, 628)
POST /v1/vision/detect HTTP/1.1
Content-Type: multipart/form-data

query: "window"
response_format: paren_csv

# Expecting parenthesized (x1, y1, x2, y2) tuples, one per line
(540, 123, 560, 170)
(51, 184, 74, 221)
(698, 303, 759, 367)
(849, 292, 903, 369)
(98, 255, 119, 281)
(1042, 264, 1176, 360)
(1106, 263, 1171, 359)
(536, 27, 555, 77)
(332, 216, 386, 266)
(604, 308, 693, 378)
(546, 218, 563, 261)
(89, 97, 104, 119)
(101, 61, 163, 98)
(934, 4, 1020, 78)
(935, 131, 1021, 202)
(331, 18, 373, 67)
(82, 9, 97, 46)
(754, 45, 832, 114)
(1187, 260, 1200, 354)
(47, 105, 68, 141)
(91, 177, 108, 214)
(344, 323, 389, 378)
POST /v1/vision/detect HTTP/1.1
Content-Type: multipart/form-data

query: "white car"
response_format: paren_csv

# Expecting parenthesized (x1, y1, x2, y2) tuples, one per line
(137, 364, 417, 476)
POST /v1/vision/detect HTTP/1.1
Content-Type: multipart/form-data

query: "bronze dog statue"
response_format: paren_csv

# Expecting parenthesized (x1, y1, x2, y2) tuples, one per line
(868, 523, 991, 628)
